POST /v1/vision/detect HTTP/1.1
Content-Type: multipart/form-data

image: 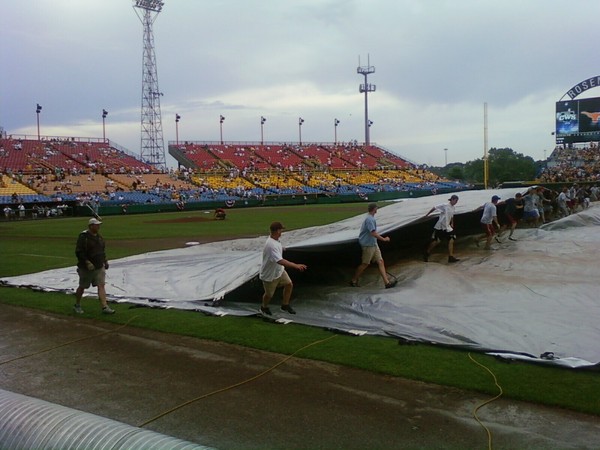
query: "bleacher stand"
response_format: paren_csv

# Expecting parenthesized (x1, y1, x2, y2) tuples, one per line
(1, 135, 471, 211)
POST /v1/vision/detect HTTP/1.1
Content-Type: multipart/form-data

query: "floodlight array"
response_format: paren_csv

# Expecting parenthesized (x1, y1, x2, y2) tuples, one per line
(134, 0, 164, 12)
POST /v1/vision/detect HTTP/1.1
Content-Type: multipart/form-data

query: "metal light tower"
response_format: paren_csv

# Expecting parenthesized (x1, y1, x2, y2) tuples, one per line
(133, 0, 166, 170)
(260, 116, 266, 145)
(102, 109, 108, 142)
(334, 118, 340, 145)
(175, 114, 181, 146)
(219, 115, 225, 144)
(298, 117, 304, 145)
(357, 55, 376, 146)
(35, 103, 42, 140)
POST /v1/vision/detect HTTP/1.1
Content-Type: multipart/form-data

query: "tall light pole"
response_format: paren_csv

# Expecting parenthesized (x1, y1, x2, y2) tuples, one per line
(133, 0, 166, 169)
(357, 55, 376, 146)
(102, 109, 108, 142)
(483, 102, 489, 189)
(175, 114, 181, 146)
(36, 103, 42, 140)
(334, 118, 340, 145)
(298, 117, 304, 145)
(219, 115, 225, 145)
(260, 116, 266, 145)
(444, 148, 448, 166)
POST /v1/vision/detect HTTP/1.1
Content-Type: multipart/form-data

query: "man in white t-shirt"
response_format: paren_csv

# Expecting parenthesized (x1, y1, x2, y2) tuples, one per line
(475, 195, 501, 250)
(423, 194, 460, 263)
(557, 186, 571, 218)
(259, 221, 307, 316)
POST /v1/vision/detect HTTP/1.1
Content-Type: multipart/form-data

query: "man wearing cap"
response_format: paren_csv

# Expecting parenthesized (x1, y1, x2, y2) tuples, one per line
(350, 203, 396, 289)
(502, 192, 524, 240)
(423, 194, 460, 263)
(73, 218, 114, 314)
(259, 221, 307, 315)
(475, 195, 501, 250)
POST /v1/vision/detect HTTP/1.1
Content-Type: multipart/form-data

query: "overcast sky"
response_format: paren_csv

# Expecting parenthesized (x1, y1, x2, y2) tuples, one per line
(1, 0, 598, 167)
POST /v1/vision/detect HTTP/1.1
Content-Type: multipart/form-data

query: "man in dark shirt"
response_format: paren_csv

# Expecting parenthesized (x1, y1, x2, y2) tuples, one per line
(74, 218, 114, 314)
(502, 192, 524, 241)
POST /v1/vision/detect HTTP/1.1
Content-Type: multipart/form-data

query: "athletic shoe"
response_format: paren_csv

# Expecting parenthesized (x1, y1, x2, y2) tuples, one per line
(281, 304, 296, 315)
(448, 256, 460, 263)
(508, 237, 517, 241)
(422, 252, 429, 262)
(260, 306, 272, 316)
(73, 304, 84, 314)
(494, 236, 502, 243)
(102, 306, 115, 315)
(349, 280, 359, 287)
(385, 280, 397, 289)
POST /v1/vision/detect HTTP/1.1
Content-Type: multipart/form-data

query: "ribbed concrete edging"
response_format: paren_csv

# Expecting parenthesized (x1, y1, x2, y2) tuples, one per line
(0, 388, 214, 450)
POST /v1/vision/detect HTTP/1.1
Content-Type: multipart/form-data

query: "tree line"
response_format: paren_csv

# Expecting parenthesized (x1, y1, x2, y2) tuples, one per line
(430, 147, 540, 185)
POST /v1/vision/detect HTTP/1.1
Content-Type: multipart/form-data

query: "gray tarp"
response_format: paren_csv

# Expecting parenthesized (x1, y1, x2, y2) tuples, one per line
(3, 189, 600, 368)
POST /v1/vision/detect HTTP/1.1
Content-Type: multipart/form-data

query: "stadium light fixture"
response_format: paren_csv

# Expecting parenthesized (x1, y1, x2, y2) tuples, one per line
(334, 118, 340, 145)
(260, 116, 266, 145)
(219, 115, 225, 144)
(35, 103, 42, 140)
(102, 109, 108, 142)
(175, 114, 181, 146)
(358, 55, 376, 146)
(298, 117, 304, 145)
(134, 0, 163, 12)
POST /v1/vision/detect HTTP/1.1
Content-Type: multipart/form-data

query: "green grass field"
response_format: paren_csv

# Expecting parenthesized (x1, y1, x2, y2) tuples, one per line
(1, 204, 599, 416)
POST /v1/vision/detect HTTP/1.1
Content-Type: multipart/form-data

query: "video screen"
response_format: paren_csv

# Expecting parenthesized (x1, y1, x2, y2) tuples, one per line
(555, 97, 600, 143)
(577, 97, 600, 133)
(555, 101, 579, 136)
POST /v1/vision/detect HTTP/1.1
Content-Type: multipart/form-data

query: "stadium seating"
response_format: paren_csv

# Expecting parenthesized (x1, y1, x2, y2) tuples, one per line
(0, 135, 469, 208)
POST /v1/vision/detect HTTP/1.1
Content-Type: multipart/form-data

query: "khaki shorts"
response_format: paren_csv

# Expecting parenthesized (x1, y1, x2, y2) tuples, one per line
(78, 267, 106, 289)
(361, 245, 382, 265)
(262, 270, 292, 297)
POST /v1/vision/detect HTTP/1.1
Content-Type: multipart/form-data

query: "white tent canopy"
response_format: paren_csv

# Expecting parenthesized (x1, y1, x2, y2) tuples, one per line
(3, 189, 600, 368)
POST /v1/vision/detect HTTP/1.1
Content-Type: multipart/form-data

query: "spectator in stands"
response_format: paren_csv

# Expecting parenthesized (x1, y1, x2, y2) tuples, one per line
(350, 203, 397, 289)
(422, 194, 460, 263)
(73, 218, 114, 315)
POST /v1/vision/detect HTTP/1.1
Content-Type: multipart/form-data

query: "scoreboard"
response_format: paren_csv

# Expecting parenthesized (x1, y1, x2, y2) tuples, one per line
(556, 97, 600, 144)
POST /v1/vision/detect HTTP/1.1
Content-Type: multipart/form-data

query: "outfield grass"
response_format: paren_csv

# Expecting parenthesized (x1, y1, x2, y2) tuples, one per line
(1, 204, 599, 416)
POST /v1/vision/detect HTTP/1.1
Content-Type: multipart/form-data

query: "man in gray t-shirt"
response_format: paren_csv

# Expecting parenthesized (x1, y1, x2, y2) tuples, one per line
(350, 203, 396, 289)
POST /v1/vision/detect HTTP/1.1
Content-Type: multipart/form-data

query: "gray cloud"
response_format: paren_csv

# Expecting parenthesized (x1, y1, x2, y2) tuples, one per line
(1, 0, 598, 166)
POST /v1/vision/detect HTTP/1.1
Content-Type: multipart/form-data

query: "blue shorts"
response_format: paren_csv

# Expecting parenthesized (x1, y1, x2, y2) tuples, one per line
(523, 210, 540, 220)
